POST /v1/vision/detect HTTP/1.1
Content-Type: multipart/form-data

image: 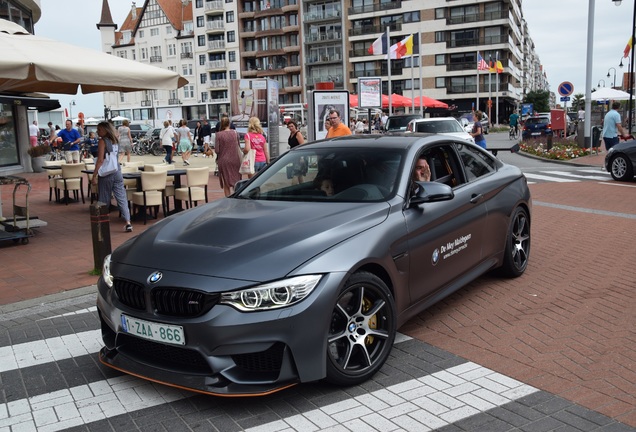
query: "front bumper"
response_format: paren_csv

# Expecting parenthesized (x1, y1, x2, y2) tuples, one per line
(97, 269, 344, 396)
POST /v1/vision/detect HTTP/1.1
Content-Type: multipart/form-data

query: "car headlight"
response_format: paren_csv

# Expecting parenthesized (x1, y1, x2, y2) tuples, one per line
(102, 254, 113, 288)
(220, 275, 322, 312)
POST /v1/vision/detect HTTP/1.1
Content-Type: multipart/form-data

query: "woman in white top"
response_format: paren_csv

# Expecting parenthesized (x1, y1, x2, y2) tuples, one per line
(117, 119, 133, 163)
(176, 119, 193, 166)
(160, 120, 176, 164)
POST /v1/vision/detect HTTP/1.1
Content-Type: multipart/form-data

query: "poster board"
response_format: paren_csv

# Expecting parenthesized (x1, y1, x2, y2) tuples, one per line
(307, 90, 350, 141)
(358, 77, 382, 109)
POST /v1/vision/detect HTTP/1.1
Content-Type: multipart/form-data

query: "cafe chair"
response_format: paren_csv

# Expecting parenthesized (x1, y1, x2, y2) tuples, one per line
(144, 163, 175, 213)
(131, 171, 167, 225)
(44, 160, 66, 202)
(123, 160, 144, 169)
(121, 165, 139, 210)
(55, 163, 85, 205)
(174, 167, 210, 209)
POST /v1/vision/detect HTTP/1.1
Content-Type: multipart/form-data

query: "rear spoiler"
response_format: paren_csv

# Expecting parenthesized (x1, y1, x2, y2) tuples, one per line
(489, 143, 519, 156)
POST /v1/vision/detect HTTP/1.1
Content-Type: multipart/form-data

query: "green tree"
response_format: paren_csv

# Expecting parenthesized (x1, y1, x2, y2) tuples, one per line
(571, 93, 585, 111)
(523, 90, 550, 113)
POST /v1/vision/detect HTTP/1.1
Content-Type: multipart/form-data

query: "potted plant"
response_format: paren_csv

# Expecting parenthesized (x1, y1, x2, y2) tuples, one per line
(27, 143, 51, 173)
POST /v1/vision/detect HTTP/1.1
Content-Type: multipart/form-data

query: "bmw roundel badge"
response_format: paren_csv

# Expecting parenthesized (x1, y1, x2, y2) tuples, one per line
(431, 248, 440, 266)
(148, 271, 163, 284)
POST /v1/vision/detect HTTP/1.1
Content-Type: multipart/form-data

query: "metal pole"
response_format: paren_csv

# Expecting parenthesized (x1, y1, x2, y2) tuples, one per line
(584, 0, 595, 151)
(629, 0, 636, 134)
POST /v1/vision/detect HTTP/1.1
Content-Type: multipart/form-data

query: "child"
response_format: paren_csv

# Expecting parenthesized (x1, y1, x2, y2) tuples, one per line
(314, 175, 334, 196)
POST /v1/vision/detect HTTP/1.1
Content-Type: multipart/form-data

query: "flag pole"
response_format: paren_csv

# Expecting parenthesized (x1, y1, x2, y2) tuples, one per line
(411, 54, 415, 113)
(386, 27, 392, 116)
(419, 31, 423, 115)
(476, 51, 480, 111)
(488, 56, 492, 122)
(496, 52, 500, 126)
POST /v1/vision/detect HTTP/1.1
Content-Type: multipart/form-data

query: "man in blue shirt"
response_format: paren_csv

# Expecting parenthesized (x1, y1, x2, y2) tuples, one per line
(57, 119, 82, 163)
(602, 102, 629, 151)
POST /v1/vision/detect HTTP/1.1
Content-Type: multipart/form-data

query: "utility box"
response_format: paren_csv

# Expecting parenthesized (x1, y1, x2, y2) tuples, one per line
(550, 109, 566, 137)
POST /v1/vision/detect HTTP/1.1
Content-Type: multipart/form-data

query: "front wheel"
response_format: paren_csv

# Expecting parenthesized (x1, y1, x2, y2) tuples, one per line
(499, 206, 530, 278)
(609, 154, 634, 181)
(325, 272, 396, 386)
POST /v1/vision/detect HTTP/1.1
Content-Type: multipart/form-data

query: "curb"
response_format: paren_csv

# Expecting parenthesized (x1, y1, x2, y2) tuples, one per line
(0, 284, 97, 317)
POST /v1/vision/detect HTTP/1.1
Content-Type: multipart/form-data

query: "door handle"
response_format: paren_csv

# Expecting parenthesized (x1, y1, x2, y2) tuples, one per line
(470, 193, 483, 204)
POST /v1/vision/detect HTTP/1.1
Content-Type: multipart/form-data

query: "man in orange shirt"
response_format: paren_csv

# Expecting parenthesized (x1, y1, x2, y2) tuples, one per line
(326, 109, 352, 138)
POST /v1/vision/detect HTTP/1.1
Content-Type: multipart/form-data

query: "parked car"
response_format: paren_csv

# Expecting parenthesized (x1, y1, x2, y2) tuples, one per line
(406, 117, 475, 143)
(458, 112, 490, 135)
(384, 114, 423, 132)
(522, 115, 552, 140)
(97, 134, 531, 396)
(605, 139, 636, 181)
(128, 123, 152, 139)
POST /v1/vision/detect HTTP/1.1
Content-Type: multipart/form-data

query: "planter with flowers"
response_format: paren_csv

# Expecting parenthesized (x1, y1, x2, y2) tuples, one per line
(27, 143, 51, 173)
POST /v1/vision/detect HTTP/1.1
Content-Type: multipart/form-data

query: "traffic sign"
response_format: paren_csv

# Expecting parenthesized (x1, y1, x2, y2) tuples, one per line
(560, 96, 571, 102)
(558, 82, 574, 97)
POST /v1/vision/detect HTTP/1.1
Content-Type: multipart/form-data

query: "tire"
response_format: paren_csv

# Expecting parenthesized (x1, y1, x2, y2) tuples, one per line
(499, 206, 530, 278)
(609, 154, 634, 181)
(325, 271, 396, 386)
(151, 143, 165, 156)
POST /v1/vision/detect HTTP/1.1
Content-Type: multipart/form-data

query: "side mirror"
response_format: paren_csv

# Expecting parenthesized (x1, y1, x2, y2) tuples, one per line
(409, 182, 454, 206)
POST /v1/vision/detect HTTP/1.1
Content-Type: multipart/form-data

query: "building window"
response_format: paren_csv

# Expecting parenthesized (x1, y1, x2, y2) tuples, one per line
(435, 8, 445, 19)
(201, 92, 208, 102)
(199, 54, 206, 65)
(184, 86, 195, 98)
(435, 54, 445, 65)
(182, 64, 193, 76)
(198, 35, 205, 46)
(200, 73, 207, 84)
(167, 26, 172, 34)
(196, 0, 203, 7)
(197, 16, 204, 27)
(141, 47, 148, 60)
(132, 49, 136, 60)
(117, 50, 127, 59)
(150, 28, 159, 37)
(436, 77, 445, 88)
(229, 51, 236, 62)
(226, 11, 234, 23)
(435, 31, 445, 43)
(229, 70, 237, 79)
(168, 44, 176, 56)
(227, 31, 236, 42)
(139, 30, 144, 38)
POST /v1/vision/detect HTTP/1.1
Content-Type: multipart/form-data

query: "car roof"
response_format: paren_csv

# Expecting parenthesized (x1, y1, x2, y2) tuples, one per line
(410, 117, 460, 123)
(300, 132, 451, 151)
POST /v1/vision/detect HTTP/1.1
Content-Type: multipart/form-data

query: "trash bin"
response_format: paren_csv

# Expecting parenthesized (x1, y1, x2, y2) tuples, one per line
(592, 126, 601, 149)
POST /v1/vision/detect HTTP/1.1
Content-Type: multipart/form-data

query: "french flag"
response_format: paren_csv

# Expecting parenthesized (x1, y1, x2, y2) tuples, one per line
(368, 33, 388, 56)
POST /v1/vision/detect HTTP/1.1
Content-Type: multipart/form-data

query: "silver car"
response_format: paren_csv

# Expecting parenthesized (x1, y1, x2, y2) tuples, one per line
(97, 135, 531, 396)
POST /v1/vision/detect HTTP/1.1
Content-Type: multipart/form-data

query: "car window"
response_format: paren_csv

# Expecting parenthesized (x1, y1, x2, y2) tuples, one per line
(237, 148, 403, 202)
(419, 144, 462, 188)
(415, 120, 463, 134)
(455, 144, 497, 182)
(526, 118, 549, 125)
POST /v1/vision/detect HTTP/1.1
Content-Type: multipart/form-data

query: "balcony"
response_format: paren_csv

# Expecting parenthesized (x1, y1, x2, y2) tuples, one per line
(446, 10, 507, 25)
(141, 100, 152, 107)
(306, 74, 344, 86)
(238, 10, 255, 19)
(206, 20, 225, 33)
(180, 52, 193, 59)
(207, 59, 226, 69)
(306, 53, 342, 64)
(149, 56, 162, 63)
(208, 79, 228, 89)
(241, 50, 257, 58)
(283, 44, 300, 53)
(349, 22, 401, 37)
(168, 98, 181, 105)
(348, 1, 400, 16)
(304, 10, 341, 22)
(254, 6, 283, 19)
(242, 69, 258, 77)
(208, 40, 226, 50)
(447, 85, 478, 94)
(304, 32, 342, 44)
(445, 34, 506, 49)
(205, 0, 224, 14)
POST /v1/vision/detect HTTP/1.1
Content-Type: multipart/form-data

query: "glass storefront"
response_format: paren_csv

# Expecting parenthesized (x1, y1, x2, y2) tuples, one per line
(0, 103, 20, 168)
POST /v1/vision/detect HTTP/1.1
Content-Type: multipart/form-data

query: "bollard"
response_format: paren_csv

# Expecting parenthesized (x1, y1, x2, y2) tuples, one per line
(547, 133, 553, 151)
(90, 202, 112, 272)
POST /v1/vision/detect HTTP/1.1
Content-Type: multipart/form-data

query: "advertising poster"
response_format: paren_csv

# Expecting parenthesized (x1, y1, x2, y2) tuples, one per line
(312, 91, 349, 141)
(267, 80, 280, 158)
(359, 77, 382, 109)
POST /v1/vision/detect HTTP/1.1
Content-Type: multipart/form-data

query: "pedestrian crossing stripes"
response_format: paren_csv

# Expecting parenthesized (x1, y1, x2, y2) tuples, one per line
(524, 169, 611, 184)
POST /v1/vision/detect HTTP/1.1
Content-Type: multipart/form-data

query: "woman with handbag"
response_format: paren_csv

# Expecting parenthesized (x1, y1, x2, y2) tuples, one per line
(244, 116, 269, 178)
(215, 116, 242, 197)
(91, 121, 132, 233)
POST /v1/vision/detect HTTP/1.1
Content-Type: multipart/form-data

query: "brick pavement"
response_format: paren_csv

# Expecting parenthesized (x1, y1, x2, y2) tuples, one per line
(1, 150, 635, 428)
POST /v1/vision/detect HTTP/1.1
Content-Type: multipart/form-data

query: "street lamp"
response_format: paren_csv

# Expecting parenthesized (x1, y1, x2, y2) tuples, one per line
(607, 67, 617, 87)
(598, 79, 606, 87)
(68, 100, 76, 121)
(613, 0, 636, 132)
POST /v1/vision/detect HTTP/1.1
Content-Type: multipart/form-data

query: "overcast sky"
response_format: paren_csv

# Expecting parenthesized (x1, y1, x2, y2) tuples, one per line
(35, 0, 634, 117)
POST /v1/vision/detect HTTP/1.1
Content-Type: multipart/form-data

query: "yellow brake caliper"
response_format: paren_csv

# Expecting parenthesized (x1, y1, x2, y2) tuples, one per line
(363, 297, 376, 345)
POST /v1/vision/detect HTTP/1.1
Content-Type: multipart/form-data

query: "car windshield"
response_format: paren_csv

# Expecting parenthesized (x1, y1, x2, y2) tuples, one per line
(415, 120, 464, 134)
(387, 116, 420, 130)
(236, 147, 404, 202)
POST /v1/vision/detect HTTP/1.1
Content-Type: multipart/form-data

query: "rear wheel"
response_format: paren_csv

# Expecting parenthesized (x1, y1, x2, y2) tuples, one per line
(609, 154, 634, 181)
(499, 206, 530, 278)
(325, 272, 396, 386)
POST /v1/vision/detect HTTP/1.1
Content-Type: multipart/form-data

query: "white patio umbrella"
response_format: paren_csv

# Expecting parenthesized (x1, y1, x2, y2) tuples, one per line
(0, 19, 188, 94)
(590, 87, 633, 100)
(111, 115, 129, 121)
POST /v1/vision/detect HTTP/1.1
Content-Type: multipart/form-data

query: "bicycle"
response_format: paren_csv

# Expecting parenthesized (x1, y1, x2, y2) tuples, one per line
(509, 124, 519, 140)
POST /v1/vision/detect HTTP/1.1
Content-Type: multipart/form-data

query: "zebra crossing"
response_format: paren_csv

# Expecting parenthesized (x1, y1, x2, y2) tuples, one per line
(524, 168, 611, 184)
(0, 298, 630, 431)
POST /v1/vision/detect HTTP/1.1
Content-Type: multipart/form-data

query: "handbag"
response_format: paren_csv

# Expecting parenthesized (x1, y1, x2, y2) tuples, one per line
(240, 149, 256, 175)
(98, 139, 119, 177)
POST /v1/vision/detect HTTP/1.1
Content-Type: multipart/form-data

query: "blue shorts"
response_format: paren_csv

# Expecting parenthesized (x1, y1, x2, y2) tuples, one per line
(475, 140, 487, 149)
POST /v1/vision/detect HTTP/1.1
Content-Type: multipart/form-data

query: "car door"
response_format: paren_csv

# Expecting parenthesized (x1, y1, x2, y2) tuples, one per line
(403, 143, 487, 304)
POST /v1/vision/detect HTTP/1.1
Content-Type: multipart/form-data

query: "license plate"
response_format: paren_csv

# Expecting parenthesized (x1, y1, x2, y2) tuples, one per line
(531, 132, 541, 136)
(121, 314, 185, 345)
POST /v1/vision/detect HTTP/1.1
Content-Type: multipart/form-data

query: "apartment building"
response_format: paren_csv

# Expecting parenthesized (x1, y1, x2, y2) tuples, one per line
(99, 0, 548, 126)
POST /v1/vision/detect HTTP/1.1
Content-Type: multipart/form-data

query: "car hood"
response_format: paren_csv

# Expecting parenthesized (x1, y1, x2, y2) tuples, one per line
(113, 198, 391, 282)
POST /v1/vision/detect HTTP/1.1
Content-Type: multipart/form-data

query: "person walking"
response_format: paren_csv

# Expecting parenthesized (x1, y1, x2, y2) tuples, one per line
(214, 116, 242, 197)
(29, 121, 39, 147)
(57, 119, 82, 163)
(193, 121, 202, 157)
(117, 120, 133, 163)
(287, 120, 307, 184)
(602, 101, 630, 151)
(176, 119, 193, 165)
(200, 119, 213, 158)
(326, 109, 352, 138)
(91, 121, 132, 233)
(469, 111, 487, 149)
(244, 116, 269, 178)
(160, 120, 175, 164)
